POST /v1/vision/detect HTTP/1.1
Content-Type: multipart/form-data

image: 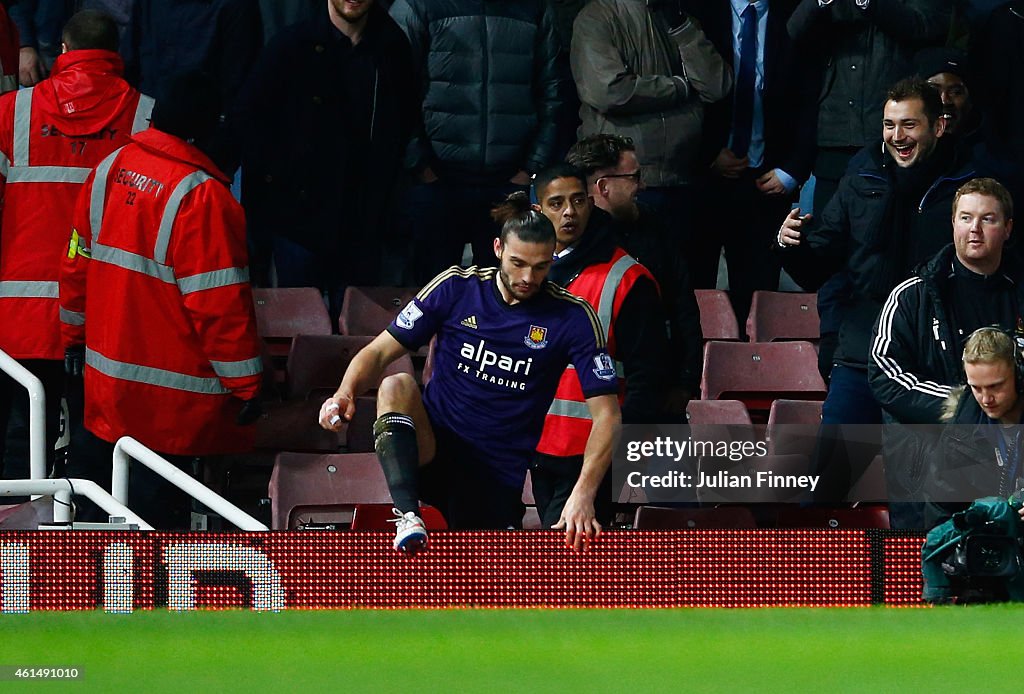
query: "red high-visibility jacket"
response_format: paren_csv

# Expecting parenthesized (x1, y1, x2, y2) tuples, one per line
(536, 247, 652, 457)
(60, 128, 262, 455)
(0, 49, 152, 359)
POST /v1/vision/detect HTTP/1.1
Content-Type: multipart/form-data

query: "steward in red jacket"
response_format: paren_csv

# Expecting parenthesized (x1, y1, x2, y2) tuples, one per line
(60, 70, 261, 528)
(0, 10, 152, 480)
(531, 165, 669, 528)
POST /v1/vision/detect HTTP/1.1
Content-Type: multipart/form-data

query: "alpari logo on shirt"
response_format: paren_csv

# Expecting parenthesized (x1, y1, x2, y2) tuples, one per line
(458, 340, 534, 391)
(592, 353, 616, 382)
(524, 325, 548, 349)
(397, 301, 423, 330)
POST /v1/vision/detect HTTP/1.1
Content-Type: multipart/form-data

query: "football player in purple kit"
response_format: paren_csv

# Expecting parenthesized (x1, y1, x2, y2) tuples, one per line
(319, 192, 622, 554)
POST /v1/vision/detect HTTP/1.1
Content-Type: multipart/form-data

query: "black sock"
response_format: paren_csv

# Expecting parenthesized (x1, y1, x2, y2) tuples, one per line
(373, 412, 420, 515)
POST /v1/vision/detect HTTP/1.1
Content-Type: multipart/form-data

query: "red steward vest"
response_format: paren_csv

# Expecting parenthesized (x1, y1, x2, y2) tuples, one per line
(536, 247, 653, 457)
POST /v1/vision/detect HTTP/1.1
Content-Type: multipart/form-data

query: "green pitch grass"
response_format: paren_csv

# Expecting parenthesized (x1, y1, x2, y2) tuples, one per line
(1, 607, 1020, 692)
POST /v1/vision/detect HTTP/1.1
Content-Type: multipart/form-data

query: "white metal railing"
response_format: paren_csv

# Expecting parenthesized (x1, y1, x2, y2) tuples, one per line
(0, 478, 152, 528)
(0, 348, 46, 481)
(111, 437, 268, 531)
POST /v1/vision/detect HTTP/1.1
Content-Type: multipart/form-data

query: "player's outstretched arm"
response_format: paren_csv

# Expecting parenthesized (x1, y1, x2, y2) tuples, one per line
(319, 331, 410, 432)
(554, 393, 621, 551)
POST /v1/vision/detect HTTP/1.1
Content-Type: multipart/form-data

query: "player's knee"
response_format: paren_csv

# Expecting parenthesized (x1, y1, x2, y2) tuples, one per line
(377, 373, 419, 412)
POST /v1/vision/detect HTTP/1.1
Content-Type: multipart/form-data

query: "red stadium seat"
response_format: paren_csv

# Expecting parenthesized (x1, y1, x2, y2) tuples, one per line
(694, 289, 741, 341)
(285, 334, 414, 400)
(765, 399, 822, 456)
(632, 505, 757, 529)
(269, 452, 447, 530)
(686, 399, 757, 445)
(253, 287, 331, 346)
(253, 287, 333, 386)
(700, 341, 826, 419)
(745, 290, 820, 343)
(338, 286, 422, 336)
(686, 399, 752, 426)
(350, 503, 447, 531)
(256, 398, 341, 453)
(775, 505, 890, 529)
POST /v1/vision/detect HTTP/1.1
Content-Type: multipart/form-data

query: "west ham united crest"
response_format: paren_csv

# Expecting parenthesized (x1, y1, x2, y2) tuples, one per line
(524, 325, 548, 349)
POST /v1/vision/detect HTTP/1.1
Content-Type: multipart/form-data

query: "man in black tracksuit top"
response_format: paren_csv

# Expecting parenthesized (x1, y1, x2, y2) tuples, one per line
(868, 178, 1020, 525)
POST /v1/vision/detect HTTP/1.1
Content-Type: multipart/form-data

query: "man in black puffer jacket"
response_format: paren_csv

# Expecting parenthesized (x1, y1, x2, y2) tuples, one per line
(390, 0, 564, 283)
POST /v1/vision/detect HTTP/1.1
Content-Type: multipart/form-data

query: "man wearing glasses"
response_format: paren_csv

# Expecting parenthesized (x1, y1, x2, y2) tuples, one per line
(568, 134, 704, 419)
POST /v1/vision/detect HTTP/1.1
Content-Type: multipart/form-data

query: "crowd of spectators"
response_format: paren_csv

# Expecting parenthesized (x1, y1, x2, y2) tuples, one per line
(0, 0, 1023, 531)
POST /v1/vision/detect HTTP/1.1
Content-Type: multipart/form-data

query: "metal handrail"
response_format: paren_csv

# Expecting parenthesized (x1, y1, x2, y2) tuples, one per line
(0, 478, 152, 529)
(111, 436, 268, 531)
(0, 348, 46, 481)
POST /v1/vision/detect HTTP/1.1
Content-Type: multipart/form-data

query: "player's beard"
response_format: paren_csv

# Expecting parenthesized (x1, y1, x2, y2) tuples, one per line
(498, 266, 538, 302)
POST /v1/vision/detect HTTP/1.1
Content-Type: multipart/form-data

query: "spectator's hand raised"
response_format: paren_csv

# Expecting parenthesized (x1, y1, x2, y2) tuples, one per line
(777, 207, 812, 247)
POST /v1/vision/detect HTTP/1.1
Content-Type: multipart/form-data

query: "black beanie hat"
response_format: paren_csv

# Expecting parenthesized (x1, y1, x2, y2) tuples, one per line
(150, 70, 222, 143)
(913, 47, 972, 86)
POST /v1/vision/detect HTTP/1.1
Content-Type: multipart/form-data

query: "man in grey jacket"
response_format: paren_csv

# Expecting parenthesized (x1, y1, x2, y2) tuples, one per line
(570, 0, 730, 253)
(390, 0, 564, 284)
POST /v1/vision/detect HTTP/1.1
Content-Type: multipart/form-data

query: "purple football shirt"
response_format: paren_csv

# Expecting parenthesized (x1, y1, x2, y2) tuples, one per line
(387, 267, 617, 485)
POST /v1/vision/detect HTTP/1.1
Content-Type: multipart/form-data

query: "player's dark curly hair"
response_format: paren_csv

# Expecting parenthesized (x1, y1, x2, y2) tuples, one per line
(490, 191, 556, 245)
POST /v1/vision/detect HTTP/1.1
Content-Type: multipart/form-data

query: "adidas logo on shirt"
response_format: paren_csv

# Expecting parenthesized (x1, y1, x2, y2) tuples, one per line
(461, 316, 478, 330)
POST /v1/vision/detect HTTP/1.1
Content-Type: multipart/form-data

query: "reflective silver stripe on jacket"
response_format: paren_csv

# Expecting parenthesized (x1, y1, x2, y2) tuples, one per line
(89, 148, 125, 245)
(210, 357, 262, 379)
(59, 307, 86, 325)
(596, 254, 638, 334)
(547, 398, 592, 421)
(86, 347, 230, 395)
(154, 171, 212, 264)
(12, 88, 31, 165)
(6, 165, 91, 184)
(177, 267, 249, 295)
(546, 256, 637, 421)
(91, 242, 176, 284)
(0, 280, 59, 298)
(132, 95, 155, 134)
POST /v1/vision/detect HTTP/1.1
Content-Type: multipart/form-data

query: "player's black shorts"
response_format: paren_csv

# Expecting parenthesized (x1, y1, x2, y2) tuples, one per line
(419, 424, 525, 530)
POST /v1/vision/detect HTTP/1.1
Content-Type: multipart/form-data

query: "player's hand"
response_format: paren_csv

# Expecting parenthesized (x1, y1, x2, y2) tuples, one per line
(318, 394, 355, 432)
(777, 207, 812, 247)
(552, 491, 602, 552)
(711, 148, 749, 179)
(19, 47, 43, 87)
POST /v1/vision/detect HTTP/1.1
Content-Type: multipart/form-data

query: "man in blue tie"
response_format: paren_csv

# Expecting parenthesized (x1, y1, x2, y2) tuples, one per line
(687, 0, 818, 328)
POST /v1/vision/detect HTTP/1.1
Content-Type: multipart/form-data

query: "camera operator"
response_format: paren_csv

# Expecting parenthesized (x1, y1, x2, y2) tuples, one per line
(928, 328, 1024, 528)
